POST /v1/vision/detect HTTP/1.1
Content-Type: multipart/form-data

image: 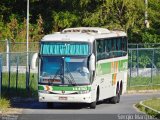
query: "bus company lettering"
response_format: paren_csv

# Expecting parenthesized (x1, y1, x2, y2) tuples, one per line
(73, 87, 87, 91)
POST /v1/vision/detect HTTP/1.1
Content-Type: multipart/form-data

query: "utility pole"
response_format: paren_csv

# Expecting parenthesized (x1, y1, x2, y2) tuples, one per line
(27, 0, 29, 68)
(26, 0, 29, 90)
(145, 0, 149, 28)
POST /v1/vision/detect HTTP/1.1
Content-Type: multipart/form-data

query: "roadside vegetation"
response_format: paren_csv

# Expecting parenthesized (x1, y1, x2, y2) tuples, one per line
(2, 73, 160, 97)
(127, 75, 160, 91)
(2, 73, 38, 98)
(0, 73, 37, 114)
(143, 98, 160, 111)
(0, 0, 160, 46)
(0, 98, 11, 113)
(136, 98, 160, 119)
(0, 0, 160, 115)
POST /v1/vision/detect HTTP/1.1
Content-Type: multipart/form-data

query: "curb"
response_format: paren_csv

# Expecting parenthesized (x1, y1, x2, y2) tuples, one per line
(126, 90, 160, 94)
(136, 99, 160, 119)
(133, 104, 145, 114)
(139, 99, 160, 114)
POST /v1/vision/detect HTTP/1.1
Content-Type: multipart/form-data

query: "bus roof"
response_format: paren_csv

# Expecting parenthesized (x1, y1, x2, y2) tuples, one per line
(41, 27, 127, 43)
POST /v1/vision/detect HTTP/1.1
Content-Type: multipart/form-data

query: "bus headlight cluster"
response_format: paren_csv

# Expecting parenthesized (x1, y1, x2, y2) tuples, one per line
(78, 90, 90, 94)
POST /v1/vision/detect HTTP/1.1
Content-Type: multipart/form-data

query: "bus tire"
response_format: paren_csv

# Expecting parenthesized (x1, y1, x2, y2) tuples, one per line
(90, 101, 96, 109)
(117, 84, 122, 103)
(117, 92, 120, 103)
(90, 87, 99, 109)
(47, 102, 53, 108)
(110, 96, 117, 104)
(110, 86, 120, 104)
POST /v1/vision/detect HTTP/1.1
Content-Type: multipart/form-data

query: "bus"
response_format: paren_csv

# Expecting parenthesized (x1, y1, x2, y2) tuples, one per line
(32, 27, 128, 109)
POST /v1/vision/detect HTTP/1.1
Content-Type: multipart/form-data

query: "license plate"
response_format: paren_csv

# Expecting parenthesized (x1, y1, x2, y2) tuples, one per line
(59, 97, 67, 100)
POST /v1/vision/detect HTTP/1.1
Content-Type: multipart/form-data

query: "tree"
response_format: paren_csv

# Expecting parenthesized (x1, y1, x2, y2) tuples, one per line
(140, 0, 160, 43)
(0, 0, 160, 43)
(52, 11, 79, 32)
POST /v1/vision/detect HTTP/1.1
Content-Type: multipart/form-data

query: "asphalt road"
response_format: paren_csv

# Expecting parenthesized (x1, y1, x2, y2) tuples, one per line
(11, 93, 160, 120)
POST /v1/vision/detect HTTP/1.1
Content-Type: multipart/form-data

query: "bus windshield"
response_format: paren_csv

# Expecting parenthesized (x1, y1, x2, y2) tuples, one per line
(40, 56, 90, 85)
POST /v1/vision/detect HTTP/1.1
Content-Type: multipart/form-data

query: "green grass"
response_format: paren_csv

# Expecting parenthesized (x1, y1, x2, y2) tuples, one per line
(127, 85, 160, 91)
(143, 98, 160, 111)
(2, 72, 38, 98)
(127, 75, 160, 90)
(136, 98, 160, 119)
(1, 72, 160, 97)
(1, 72, 37, 113)
(0, 98, 11, 113)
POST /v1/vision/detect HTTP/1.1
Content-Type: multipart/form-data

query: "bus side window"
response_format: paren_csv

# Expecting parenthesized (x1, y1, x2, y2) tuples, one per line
(122, 38, 127, 56)
(104, 39, 109, 59)
(117, 38, 122, 57)
(96, 41, 100, 60)
(101, 40, 105, 59)
(115, 38, 119, 57)
(107, 39, 111, 58)
(109, 40, 112, 58)
(96, 40, 102, 60)
(96, 39, 106, 60)
(111, 39, 116, 58)
(124, 37, 127, 56)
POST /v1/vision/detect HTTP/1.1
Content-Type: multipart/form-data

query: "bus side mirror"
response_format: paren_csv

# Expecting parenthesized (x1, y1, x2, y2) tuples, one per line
(89, 54, 95, 71)
(31, 53, 38, 69)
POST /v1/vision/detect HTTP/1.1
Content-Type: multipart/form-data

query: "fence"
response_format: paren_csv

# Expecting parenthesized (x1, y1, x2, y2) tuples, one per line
(0, 54, 2, 98)
(0, 40, 39, 97)
(0, 40, 160, 98)
(0, 40, 39, 53)
(128, 43, 160, 87)
(128, 43, 160, 49)
(0, 52, 38, 98)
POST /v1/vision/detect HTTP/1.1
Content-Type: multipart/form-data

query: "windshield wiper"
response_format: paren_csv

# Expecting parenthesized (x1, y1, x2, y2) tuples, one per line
(53, 68, 62, 79)
(46, 67, 63, 85)
(64, 75, 74, 85)
(51, 64, 75, 86)
(65, 63, 77, 86)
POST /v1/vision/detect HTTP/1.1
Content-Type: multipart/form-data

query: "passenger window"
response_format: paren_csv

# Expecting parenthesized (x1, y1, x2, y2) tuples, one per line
(117, 38, 122, 57)
(97, 40, 103, 60)
(121, 37, 127, 56)
(96, 37, 127, 60)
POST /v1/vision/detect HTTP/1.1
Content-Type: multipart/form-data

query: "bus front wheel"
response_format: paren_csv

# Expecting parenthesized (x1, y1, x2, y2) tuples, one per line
(90, 87, 99, 109)
(47, 102, 54, 108)
(90, 101, 96, 109)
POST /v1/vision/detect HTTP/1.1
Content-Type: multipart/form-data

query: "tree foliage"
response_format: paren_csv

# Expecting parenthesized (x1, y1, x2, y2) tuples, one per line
(0, 0, 159, 43)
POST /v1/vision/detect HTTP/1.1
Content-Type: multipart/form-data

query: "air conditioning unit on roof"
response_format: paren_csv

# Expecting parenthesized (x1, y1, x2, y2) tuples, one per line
(62, 27, 110, 34)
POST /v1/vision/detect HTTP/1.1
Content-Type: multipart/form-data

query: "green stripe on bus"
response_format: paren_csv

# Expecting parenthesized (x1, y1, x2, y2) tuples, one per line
(96, 59, 128, 75)
(38, 85, 91, 91)
(38, 85, 44, 90)
(119, 59, 128, 71)
(97, 62, 111, 75)
(52, 86, 91, 91)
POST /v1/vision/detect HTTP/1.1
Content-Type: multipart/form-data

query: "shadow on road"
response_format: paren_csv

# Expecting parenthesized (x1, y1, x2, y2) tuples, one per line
(11, 98, 112, 110)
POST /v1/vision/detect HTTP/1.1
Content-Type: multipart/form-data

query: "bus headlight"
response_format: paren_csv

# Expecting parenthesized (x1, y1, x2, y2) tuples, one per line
(78, 90, 90, 94)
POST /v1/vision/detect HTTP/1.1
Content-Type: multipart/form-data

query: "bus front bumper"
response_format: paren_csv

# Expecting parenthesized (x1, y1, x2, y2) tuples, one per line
(38, 92, 92, 103)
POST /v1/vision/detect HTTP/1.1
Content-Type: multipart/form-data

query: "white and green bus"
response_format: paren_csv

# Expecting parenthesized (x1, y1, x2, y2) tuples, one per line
(32, 27, 128, 109)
